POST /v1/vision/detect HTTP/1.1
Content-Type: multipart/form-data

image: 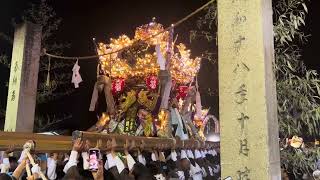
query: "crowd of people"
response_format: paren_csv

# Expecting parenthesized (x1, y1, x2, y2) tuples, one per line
(0, 138, 220, 180)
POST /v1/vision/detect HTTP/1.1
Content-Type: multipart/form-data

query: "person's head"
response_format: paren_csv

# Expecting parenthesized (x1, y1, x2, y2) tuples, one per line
(206, 154, 215, 164)
(8, 157, 18, 172)
(107, 166, 122, 180)
(132, 162, 152, 179)
(0, 173, 14, 180)
(195, 158, 205, 167)
(166, 159, 177, 172)
(179, 158, 190, 171)
(146, 161, 161, 176)
(62, 166, 84, 180)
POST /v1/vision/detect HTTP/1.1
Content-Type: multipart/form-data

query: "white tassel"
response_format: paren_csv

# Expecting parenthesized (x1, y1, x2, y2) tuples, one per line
(115, 156, 125, 174)
(138, 154, 146, 165)
(151, 152, 157, 161)
(170, 150, 177, 162)
(126, 154, 136, 171)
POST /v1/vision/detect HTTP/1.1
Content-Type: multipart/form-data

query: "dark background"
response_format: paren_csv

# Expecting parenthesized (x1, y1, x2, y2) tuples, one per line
(0, 0, 217, 132)
(0, 0, 318, 132)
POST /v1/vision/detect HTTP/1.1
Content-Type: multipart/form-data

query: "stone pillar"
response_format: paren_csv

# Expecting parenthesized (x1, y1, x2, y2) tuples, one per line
(5, 22, 42, 132)
(217, 0, 281, 179)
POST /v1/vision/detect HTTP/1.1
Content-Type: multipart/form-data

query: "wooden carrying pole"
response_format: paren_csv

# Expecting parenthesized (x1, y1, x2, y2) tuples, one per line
(72, 131, 218, 151)
(0, 132, 72, 152)
(0, 131, 219, 152)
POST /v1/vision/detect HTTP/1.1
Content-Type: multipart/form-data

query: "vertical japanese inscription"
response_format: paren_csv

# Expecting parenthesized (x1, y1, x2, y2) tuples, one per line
(231, 2, 251, 178)
(10, 90, 16, 102)
(239, 139, 249, 156)
(235, 84, 248, 104)
(234, 35, 246, 54)
(233, 12, 247, 26)
(237, 113, 249, 131)
(237, 167, 250, 180)
(10, 60, 19, 102)
(233, 62, 250, 74)
(219, 0, 280, 178)
(13, 61, 18, 73)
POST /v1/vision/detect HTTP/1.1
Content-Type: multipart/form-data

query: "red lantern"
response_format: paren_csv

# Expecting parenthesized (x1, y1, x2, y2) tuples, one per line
(146, 75, 158, 90)
(112, 78, 125, 95)
(176, 86, 188, 100)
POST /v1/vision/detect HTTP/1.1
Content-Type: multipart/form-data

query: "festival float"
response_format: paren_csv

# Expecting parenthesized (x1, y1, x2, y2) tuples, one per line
(0, 19, 219, 152)
(85, 19, 219, 143)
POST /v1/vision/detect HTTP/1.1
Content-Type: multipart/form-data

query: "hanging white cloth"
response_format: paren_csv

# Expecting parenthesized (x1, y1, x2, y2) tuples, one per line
(71, 60, 83, 88)
(155, 44, 166, 70)
(171, 108, 189, 140)
(195, 78, 202, 118)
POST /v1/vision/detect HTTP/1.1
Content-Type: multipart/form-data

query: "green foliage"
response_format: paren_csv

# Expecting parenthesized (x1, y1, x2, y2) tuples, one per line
(273, 0, 320, 177)
(190, 3, 217, 65)
(34, 113, 72, 132)
(0, 0, 73, 131)
(21, 0, 73, 105)
(0, 33, 13, 45)
(273, 0, 309, 46)
(280, 146, 320, 178)
(0, 55, 10, 68)
(273, 0, 320, 139)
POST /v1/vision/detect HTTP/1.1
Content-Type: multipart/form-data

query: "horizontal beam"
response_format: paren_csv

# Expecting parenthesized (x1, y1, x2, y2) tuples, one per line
(0, 131, 219, 152)
(0, 131, 71, 152)
(72, 131, 219, 151)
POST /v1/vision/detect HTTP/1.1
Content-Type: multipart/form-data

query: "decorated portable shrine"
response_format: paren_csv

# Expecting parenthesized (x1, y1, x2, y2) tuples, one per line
(88, 19, 219, 141)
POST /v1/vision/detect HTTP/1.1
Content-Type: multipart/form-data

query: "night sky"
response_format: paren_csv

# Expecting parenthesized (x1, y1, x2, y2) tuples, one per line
(0, 0, 319, 132)
(0, 0, 217, 132)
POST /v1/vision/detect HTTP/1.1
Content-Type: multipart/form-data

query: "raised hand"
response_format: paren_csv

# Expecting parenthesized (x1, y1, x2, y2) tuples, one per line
(124, 139, 130, 155)
(92, 160, 104, 180)
(72, 138, 84, 152)
(52, 153, 58, 161)
(5, 144, 16, 154)
(106, 140, 112, 152)
(129, 140, 136, 151)
(111, 138, 117, 150)
(84, 140, 91, 152)
(96, 139, 102, 149)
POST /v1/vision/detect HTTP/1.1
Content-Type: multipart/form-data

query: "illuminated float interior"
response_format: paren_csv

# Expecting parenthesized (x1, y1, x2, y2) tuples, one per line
(88, 19, 219, 141)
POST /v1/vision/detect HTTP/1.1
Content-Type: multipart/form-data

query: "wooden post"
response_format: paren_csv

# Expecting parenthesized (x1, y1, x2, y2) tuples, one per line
(4, 22, 42, 132)
(218, 0, 281, 179)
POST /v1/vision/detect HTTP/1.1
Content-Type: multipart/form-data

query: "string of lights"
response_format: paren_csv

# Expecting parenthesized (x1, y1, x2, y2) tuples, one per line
(43, 0, 215, 60)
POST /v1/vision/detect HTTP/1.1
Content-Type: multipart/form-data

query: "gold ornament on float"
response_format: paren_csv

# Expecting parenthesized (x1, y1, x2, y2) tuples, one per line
(97, 20, 200, 85)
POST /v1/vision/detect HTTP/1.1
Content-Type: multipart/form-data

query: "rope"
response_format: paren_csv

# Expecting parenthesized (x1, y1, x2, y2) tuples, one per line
(44, 0, 215, 60)
(46, 56, 51, 87)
